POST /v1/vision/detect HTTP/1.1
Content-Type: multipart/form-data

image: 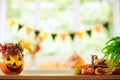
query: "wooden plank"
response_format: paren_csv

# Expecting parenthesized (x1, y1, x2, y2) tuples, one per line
(0, 75, 120, 80)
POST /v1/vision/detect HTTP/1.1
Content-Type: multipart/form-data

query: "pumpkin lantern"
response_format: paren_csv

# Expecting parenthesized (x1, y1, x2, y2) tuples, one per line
(0, 43, 24, 74)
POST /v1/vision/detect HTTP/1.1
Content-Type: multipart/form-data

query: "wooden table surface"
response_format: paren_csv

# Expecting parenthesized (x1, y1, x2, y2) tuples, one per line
(0, 70, 120, 80)
(0, 75, 120, 80)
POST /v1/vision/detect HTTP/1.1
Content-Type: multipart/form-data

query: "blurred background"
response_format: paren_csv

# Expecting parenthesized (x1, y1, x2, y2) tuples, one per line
(0, 0, 120, 70)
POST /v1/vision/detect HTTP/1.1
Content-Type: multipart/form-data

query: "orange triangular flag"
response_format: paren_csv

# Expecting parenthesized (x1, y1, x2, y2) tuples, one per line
(77, 31, 84, 40)
(59, 33, 67, 41)
(94, 24, 102, 33)
(26, 27, 33, 35)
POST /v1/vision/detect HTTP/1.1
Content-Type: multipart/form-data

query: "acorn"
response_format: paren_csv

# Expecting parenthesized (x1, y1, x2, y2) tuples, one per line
(87, 67, 95, 75)
(81, 68, 88, 75)
(112, 68, 120, 75)
(81, 64, 94, 75)
(95, 68, 105, 75)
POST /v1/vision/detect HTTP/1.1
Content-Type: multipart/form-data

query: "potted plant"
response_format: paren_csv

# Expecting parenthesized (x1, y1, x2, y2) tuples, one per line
(102, 36, 120, 67)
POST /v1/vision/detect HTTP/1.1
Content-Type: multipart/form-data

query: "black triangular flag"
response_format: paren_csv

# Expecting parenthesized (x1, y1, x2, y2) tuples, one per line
(70, 33, 75, 40)
(35, 30, 40, 36)
(18, 24, 23, 31)
(52, 34, 57, 41)
(103, 22, 109, 30)
(86, 30, 92, 37)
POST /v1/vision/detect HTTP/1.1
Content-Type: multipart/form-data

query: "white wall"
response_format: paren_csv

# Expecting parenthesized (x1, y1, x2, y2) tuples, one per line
(34, 0, 40, 30)
(113, 0, 120, 36)
(0, 0, 7, 43)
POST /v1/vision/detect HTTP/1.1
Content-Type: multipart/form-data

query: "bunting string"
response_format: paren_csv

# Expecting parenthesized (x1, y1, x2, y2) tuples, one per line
(9, 19, 110, 42)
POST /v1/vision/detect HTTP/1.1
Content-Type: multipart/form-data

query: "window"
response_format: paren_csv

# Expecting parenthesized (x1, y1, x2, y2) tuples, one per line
(0, 0, 119, 70)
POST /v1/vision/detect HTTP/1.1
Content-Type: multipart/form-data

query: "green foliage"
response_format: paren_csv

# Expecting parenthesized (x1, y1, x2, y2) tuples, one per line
(102, 36, 120, 67)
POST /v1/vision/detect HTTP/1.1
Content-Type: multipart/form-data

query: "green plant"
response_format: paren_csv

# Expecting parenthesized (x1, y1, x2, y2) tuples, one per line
(102, 36, 120, 67)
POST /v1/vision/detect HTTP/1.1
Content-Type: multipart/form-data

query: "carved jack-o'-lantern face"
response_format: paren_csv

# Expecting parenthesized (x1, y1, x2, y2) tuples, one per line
(0, 43, 24, 74)
(0, 54, 24, 74)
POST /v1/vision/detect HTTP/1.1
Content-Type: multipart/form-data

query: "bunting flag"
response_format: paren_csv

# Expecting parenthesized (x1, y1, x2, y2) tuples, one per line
(40, 32, 49, 41)
(10, 19, 108, 42)
(86, 30, 92, 37)
(26, 27, 34, 35)
(51, 34, 57, 41)
(103, 22, 109, 30)
(9, 19, 17, 27)
(59, 33, 67, 42)
(70, 33, 75, 40)
(35, 30, 40, 36)
(77, 31, 84, 40)
(18, 24, 23, 31)
(94, 24, 102, 33)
